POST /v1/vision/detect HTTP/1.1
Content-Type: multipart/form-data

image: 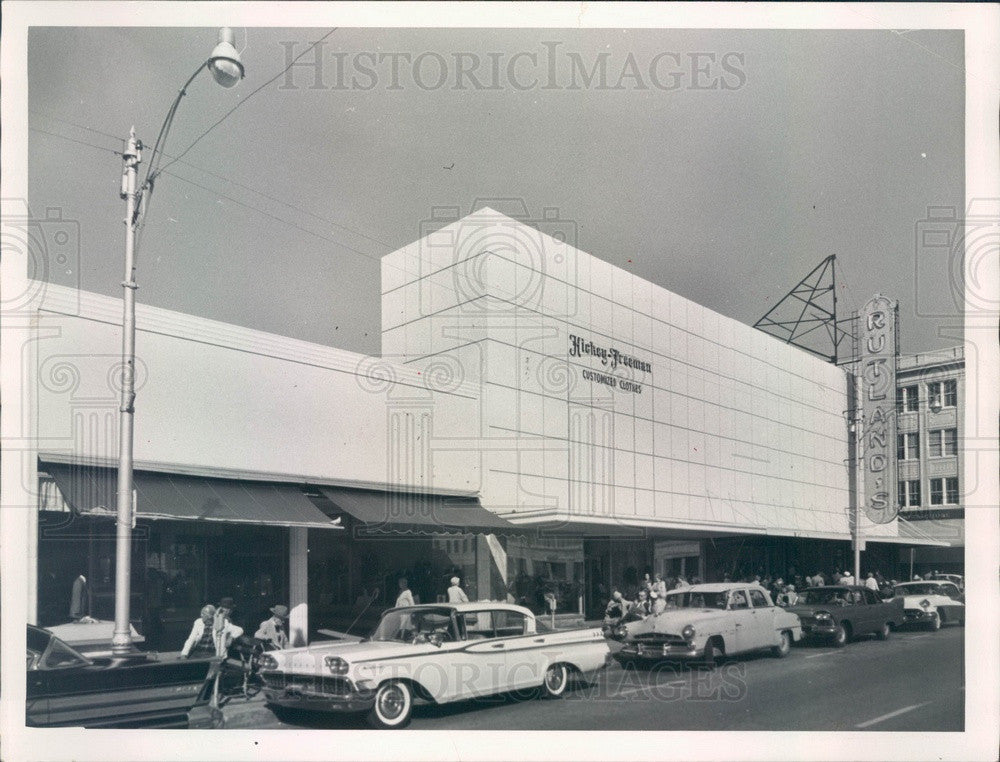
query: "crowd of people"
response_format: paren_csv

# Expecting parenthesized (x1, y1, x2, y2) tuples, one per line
(180, 596, 290, 658)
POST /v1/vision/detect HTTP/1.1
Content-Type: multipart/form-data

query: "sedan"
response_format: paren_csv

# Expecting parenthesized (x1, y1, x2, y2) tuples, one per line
(892, 581, 965, 630)
(612, 583, 802, 667)
(785, 586, 903, 646)
(259, 602, 611, 728)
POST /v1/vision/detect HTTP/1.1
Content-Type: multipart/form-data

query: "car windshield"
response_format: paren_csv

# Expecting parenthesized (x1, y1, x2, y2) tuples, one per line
(798, 589, 852, 605)
(894, 584, 943, 597)
(39, 636, 90, 670)
(369, 607, 457, 643)
(667, 591, 728, 609)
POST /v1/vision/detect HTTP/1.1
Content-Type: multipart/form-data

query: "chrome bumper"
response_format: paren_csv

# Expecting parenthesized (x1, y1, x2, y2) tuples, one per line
(615, 641, 701, 660)
(261, 672, 376, 713)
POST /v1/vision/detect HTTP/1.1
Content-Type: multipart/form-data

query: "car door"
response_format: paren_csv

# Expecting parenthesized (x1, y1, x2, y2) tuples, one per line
(937, 584, 964, 620)
(747, 589, 777, 648)
(494, 609, 547, 691)
(450, 610, 511, 700)
(726, 589, 755, 653)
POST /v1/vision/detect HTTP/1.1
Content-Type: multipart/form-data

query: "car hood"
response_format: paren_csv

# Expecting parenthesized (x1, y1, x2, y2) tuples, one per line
(630, 609, 726, 636)
(270, 639, 431, 671)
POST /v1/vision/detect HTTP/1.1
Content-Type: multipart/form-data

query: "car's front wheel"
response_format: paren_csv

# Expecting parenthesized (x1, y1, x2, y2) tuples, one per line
(771, 630, 792, 658)
(832, 623, 848, 647)
(702, 639, 723, 668)
(540, 663, 569, 699)
(366, 680, 413, 729)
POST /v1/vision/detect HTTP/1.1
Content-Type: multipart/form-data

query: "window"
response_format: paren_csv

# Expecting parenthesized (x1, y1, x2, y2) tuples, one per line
(896, 385, 918, 413)
(928, 429, 957, 457)
(946, 477, 959, 504)
(748, 589, 769, 608)
(493, 610, 531, 637)
(929, 478, 958, 505)
(897, 432, 919, 460)
(898, 480, 921, 507)
(728, 590, 749, 609)
(928, 379, 958, 409)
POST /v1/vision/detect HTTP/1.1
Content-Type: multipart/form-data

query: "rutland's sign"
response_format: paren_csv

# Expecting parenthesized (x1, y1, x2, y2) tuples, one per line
(859, 295, 898, 524)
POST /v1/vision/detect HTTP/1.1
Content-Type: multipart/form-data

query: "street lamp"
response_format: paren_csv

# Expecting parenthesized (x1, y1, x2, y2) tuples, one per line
(112, 28, 245, 655)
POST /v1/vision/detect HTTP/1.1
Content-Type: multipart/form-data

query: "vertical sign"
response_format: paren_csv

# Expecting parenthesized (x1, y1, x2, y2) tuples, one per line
(859, 295, 898, 523)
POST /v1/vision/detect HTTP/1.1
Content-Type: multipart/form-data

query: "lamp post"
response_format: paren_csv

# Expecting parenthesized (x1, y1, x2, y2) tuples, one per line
(111, 28, 245, 655)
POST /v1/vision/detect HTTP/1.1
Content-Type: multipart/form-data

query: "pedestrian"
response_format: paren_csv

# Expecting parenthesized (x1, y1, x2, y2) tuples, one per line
(395, 577, 415, 607)
(631, 589, 651, 617)
(864, 572, 879, 592)
(912, 574, 922, 581)
(653, 573, 668, 598)
(831, 570, 842, 585)
(642, 573, 653, 593)
(181, 605, 218, 658)
(446, 576, 469, 603)
(212, 597, 244, 656)
(841, 570, 855, 586)
(604, 591, 629, 623)
(649, 589, 666, 615)
(254, 604, 290, 650)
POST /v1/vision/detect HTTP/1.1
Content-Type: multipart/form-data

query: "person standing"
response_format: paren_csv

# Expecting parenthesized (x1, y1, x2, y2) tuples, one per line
(181, 605, 218, 658)
(254, 604, 290, 650)
(446, 576, 469, 603)
(211, 598, 244, 657)
(630, 589, 651, 617)
(653, 574, 668, 598)
(395, 578, 415, 607)
(864, 572, 879, 592)
(840, 570, 855, 586)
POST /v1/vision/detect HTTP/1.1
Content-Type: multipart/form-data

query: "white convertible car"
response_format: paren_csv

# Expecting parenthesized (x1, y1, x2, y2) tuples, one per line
(259, 602, 611, 728)
(613, 583, 803, 666)
(892, 581, 965, 630)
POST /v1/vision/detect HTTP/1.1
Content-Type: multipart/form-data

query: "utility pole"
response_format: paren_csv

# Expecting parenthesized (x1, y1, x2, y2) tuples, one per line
(112, 127, 141, 655)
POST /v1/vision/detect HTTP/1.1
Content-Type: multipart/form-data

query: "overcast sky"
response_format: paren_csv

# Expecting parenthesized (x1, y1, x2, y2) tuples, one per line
(28, 26, 964, 357)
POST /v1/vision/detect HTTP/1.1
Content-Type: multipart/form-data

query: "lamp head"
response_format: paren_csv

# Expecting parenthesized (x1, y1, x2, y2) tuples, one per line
(208, 27, 244, 88)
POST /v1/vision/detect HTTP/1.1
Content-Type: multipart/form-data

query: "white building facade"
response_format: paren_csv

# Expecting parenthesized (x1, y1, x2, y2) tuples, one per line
(20, 208, 936, 644)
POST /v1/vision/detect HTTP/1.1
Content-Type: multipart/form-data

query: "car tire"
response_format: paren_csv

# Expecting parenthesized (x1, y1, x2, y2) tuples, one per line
(702, 639, 723, 668)
(876, 621, 890, 641)
(771, 631, 791, 658)
(540, 663, 569, 699)
(832, 623, 848, 648)
(366, 680, 413, 729)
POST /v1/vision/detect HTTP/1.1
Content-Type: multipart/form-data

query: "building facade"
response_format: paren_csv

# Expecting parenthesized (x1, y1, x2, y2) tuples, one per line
(21, 208, 949, 645)
(894, 346, 966, 574)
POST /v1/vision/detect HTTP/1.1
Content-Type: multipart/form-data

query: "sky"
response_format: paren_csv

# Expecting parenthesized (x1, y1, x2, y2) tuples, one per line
(28, 26, 964, 358)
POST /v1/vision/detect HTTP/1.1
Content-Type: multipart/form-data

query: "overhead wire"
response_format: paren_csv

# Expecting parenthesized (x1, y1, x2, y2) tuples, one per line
(157, 27, 338, 175)
(29, 124, 390, 267)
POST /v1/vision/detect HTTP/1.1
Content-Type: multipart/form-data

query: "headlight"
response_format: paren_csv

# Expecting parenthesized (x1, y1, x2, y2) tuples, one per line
(681, 624, 696, 641)
(814, 611, 832, 620)
(613, 625, 628, 640)
(919, 599, 931, 609)
(324, 656, 349, 675)
(258, 654, 278, 671)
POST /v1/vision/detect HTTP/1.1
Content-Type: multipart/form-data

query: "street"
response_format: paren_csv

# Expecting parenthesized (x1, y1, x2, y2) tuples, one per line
(222, 624, 963, 732)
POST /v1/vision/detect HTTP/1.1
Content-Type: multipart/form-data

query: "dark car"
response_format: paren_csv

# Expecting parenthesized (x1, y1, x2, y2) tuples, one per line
(26, 624, 221, 728)
(785, 586, 903, 646)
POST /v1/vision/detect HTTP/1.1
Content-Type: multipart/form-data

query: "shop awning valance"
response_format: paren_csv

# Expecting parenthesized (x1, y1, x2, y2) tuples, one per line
(315, 485, 518, 536)
(42, 461, 342, 530)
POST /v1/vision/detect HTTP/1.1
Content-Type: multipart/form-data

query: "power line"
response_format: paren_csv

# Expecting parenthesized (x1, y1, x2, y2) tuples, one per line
(30, 109, 126, 148)
(158, 27, 338, 174)
(30, 125, 388, 267)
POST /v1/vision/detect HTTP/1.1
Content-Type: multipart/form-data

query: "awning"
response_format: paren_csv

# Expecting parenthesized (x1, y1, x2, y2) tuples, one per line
(315, 485, 518, 536)
(42, 461, 342, 530)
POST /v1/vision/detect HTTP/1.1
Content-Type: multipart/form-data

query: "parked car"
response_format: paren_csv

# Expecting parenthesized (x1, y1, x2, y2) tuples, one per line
(612, 583, 802, 667)
(785, 586, 903, 646)
(25, 624, 221, 728)
(259, 602, 611, 728)
(929, 573, 964, 592)
(892, 581, 965, 630)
